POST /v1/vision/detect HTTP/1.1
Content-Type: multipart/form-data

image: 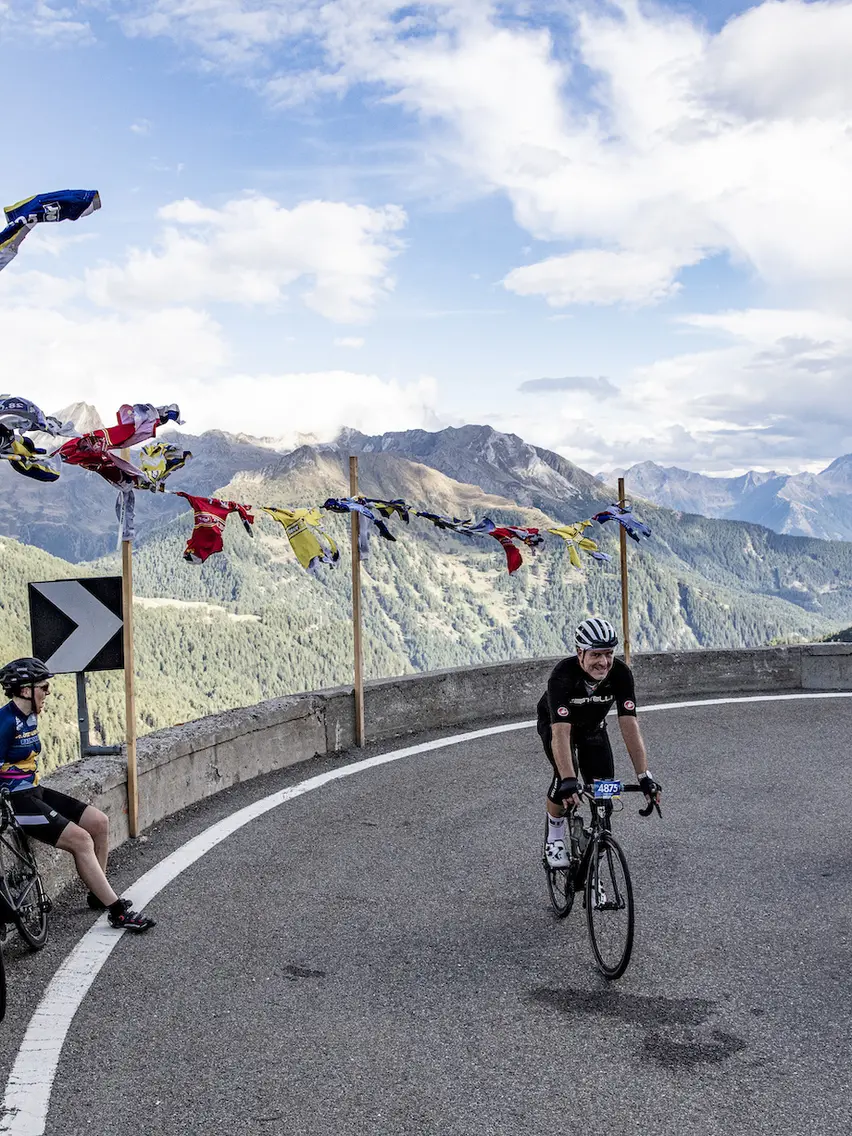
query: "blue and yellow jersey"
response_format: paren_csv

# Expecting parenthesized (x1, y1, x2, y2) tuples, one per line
(0, 701, 42, 790)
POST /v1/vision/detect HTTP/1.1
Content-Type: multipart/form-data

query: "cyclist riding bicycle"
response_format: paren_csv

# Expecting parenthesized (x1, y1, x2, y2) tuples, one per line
(0, 657, 155, 932)
(538, 618, 661, 870)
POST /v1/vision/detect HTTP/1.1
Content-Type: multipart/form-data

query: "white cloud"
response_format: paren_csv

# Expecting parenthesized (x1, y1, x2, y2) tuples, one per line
(9, 0, 852, 472)
(0, 269, 82, 308)
(504, 248, 697, 307)
(179, 369, 440, 443)
(0, 1, 91, 43)
(703, 0, 852, 119)
(0, 274, 439, 446)
(117, 0, 321, 66)
(107, 1, 852, 312)
(505, 307, 852, 473)
(519, 376, 619, 399)
(334, 336, 365, 348)
(130, 118, 152, 135)
(16, 227, 97, 258)
(85, 194, 407, 323)
(0, 303, 228, 415)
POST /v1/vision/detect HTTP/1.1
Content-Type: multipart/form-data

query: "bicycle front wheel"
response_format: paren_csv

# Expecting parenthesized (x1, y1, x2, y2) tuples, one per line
(585, 832, 634, 979)
(0, 826, 48, 951)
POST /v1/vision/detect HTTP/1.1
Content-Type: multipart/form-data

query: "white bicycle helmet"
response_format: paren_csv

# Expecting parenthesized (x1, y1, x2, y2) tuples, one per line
(575, 617, 619, 651)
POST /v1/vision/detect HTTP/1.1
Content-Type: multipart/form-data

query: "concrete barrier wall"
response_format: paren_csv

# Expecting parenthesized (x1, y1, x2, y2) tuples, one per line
(35, 642, 852, 897)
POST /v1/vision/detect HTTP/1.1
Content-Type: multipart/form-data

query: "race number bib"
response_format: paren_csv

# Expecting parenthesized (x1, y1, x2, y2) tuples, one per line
(593, 779, 622, 799)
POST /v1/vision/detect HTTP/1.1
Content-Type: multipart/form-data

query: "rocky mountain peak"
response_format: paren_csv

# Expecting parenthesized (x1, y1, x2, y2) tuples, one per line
(333, 423, 605, 518)
(819, 454, 852, 485)
(52, 400, 104, 435)
(739, 469, 779, 491)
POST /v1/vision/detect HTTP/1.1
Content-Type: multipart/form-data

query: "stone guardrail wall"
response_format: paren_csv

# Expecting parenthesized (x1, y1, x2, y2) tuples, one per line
(37, 642, 852, 898)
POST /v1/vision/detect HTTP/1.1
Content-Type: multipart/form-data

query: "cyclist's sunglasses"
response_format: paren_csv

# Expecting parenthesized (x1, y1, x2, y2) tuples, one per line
(33, 683, 50, 693)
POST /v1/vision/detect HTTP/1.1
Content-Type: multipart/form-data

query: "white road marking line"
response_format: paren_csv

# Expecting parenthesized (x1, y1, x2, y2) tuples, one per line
(637, 691, 852, 712)
(0, 721, 528, 1135)
(2, 690, 851, 1134)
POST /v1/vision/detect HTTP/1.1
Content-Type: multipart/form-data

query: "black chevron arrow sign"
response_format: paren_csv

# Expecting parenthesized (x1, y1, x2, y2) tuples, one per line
(28, 577, 124, 674)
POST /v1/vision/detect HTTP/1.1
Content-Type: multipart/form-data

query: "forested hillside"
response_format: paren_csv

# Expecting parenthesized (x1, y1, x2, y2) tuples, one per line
(2, 430, 851, 772)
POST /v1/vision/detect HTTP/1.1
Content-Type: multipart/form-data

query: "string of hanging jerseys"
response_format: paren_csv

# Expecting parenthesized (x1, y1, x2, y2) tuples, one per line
(0, 395, 650, 574)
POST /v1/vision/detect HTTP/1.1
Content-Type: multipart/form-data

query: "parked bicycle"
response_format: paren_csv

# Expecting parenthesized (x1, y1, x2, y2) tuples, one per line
(0, 934, 5, 1022)
(542, 780, 660, 980)
(0, 786, 51, 952)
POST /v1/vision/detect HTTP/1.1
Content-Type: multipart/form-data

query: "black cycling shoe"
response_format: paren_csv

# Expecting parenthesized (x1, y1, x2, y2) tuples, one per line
(87, 893, 132, 913)
(108, 908, 156, 932)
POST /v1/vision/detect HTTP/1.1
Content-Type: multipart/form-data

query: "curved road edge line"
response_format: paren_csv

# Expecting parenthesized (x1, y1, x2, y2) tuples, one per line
(3, 690, 852, 1134)
(0, 720, 529, 1136)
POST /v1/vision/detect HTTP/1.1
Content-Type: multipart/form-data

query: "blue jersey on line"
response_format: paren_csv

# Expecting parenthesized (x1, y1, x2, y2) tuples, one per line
(0, 700, 42, 790)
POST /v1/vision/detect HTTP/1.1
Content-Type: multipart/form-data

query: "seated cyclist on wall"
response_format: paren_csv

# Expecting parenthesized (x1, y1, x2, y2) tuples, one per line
(537, 618, 661, 870)
(0, 658, 156, 932)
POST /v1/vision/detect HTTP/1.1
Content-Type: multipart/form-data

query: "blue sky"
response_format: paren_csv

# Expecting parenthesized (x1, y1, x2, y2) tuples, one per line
(2, 0, 852, 475)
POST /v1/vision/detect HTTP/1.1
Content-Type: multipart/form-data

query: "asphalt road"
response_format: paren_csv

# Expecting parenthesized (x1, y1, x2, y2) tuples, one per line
(1, 695, 850, 1136)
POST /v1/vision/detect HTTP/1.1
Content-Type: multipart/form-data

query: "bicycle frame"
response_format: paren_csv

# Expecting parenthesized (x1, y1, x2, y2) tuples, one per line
(569, 783, 655, 888)
(571, 797, 612, 889)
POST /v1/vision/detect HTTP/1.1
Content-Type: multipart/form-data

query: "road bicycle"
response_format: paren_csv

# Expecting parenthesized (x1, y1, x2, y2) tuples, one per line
(0, 787, 52, 952)
(542, 780, 660, 980)
(0, 931, 5, 1022)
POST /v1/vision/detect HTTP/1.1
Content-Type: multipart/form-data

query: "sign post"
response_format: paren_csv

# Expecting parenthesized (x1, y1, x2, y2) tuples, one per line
(618, 476, 631, 665)
(117, 453, 140, 836)
(349, 456, 365, 747)
(121, 540, 139, 836)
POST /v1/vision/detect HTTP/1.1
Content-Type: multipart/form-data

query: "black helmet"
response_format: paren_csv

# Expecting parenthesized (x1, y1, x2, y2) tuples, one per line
(0, 658, 53, 696)
(575, 617, 619, 651)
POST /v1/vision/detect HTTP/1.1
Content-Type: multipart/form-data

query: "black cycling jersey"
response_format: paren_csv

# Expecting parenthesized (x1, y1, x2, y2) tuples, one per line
(536, 656, 637, 736)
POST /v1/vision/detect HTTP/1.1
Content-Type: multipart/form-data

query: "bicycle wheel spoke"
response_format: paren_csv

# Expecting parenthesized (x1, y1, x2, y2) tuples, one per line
(585, 834, 634, 979)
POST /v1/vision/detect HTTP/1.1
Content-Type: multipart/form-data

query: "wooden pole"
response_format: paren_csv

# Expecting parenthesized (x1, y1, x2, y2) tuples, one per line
(349, 456, 365, 747)
(121, 539, 139, 836)
(618, 476, 631, 666)
(119, 454, 139, 837)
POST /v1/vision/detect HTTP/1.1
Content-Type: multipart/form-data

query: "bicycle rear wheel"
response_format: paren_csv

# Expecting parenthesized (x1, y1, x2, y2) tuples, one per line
(585, 832, 634, 979)
(0, 826, 48, 950)
(542, 823, 575, 918)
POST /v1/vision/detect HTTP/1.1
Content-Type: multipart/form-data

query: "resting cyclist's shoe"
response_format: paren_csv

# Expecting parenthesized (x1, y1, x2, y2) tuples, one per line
(107, 906, 156, 932)
(545, 839, 571, 870)
(88, 892, 132, 913)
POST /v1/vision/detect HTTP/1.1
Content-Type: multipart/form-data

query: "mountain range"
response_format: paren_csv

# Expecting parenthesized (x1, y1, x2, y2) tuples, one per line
(605, 458, 852, 541)
(3, 408, 852, 768)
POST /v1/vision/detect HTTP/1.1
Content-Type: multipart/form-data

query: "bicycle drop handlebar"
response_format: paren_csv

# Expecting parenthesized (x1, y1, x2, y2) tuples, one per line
(580, 782, 662, 818)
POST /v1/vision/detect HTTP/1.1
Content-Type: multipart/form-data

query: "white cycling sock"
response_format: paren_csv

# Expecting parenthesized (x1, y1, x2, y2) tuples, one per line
(547, 814, 566, 842)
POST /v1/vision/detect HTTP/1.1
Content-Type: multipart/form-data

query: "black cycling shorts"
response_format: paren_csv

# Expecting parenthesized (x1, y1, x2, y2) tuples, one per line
(538, 722, 615, 804)
(7, 786, 89, 846)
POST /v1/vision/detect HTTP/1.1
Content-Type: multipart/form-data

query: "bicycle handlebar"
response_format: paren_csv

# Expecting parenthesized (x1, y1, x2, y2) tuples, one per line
(580, 782, 662, 818)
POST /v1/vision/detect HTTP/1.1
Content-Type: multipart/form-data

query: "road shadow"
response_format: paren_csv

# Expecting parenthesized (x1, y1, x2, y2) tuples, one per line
(529, 986, 748, 1069)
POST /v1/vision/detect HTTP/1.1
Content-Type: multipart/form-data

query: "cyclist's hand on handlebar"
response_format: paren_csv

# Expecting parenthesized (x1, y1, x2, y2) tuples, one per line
(556, 777, 581, 807)
(639, 772, 661, 803)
